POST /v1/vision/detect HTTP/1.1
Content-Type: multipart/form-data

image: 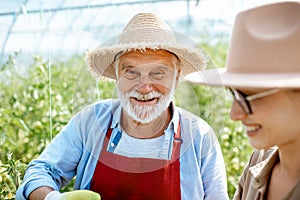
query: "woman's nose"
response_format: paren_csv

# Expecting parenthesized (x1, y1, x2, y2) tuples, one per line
(230, 100, 247, 121)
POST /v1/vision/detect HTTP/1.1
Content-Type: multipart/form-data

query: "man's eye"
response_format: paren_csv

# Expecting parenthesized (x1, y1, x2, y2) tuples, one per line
(150, 70, 165, 79)
(125, 69, 139, 79)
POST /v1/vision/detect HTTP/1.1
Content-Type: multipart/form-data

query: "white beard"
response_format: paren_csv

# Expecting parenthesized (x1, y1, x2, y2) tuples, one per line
(117, 84, 176, 124)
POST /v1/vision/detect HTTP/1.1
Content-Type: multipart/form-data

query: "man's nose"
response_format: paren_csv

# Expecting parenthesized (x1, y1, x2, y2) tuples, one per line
(136, 73, 153, 93)
(230, 100, 247, 121)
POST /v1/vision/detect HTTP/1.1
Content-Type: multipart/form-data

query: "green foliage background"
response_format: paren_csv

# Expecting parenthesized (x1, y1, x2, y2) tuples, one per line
(0, 36, 252, 199)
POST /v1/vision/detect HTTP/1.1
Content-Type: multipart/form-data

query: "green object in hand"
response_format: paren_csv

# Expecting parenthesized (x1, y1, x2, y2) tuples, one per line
(60, 190, 101, 200)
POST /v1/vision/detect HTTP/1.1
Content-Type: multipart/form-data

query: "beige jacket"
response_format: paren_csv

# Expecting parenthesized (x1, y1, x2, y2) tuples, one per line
(233, 147, 300, 200)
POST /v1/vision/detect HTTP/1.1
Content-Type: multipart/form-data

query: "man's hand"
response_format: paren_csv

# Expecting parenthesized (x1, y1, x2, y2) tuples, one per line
(45, 190, 100, 200)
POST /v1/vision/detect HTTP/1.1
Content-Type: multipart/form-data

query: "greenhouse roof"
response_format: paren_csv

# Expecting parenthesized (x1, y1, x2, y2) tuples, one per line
(0, 0, 284, 64)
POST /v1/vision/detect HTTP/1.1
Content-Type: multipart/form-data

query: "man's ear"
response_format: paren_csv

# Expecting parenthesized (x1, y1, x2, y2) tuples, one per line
(175, 67, 181, 87)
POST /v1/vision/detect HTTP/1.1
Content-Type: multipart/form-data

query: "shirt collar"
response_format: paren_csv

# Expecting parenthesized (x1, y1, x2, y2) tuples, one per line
(110, 102, 122, 130)
(111, 101, 179, 134)
(250, 147, 279, 188)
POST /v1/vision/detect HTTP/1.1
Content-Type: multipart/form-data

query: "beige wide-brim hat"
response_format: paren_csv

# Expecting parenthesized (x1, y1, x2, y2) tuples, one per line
(186, 1, 300, 88)
(86, 13, 207, 80)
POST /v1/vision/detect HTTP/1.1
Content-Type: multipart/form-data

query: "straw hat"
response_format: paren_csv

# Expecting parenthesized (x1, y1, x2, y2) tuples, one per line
(86, 13, 206, 80)
(186, 1, 300, 88)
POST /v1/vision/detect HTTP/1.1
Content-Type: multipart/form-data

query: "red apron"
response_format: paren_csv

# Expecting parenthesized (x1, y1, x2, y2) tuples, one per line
(90, 124, 182, 200)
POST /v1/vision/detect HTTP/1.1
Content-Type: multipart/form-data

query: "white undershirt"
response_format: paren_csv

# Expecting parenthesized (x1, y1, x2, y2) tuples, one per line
(114, 129, 165, 159)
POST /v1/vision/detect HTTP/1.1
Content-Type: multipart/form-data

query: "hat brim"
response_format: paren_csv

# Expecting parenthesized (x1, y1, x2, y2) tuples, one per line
(185, 68, 300, 88)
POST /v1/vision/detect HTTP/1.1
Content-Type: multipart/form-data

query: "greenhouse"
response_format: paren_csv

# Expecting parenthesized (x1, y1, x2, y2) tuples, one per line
(0, 0, 289, 199)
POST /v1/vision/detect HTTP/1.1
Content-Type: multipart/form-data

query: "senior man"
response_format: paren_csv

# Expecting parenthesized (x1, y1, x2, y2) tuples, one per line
(17, 13, 228, 200)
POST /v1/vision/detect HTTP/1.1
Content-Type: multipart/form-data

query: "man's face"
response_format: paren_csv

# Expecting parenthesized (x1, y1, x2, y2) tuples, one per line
(116, 49, 180, 124)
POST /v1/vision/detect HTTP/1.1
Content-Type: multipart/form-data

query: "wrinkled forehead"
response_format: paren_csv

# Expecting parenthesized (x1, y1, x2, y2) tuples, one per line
(117, 49, 179, 67)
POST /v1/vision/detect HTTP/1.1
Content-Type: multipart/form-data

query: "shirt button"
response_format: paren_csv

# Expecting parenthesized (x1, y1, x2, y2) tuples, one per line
(111, 143, 115, 147)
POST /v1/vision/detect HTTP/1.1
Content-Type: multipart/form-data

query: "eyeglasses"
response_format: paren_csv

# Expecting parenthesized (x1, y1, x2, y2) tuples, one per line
(229, 87, 279, 114)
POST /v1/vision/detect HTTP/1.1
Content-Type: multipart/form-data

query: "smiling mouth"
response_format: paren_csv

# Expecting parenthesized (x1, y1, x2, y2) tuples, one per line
(131, 97, 158, 104)
(134, 97, 156, 102)
(244, 125, 261, 132)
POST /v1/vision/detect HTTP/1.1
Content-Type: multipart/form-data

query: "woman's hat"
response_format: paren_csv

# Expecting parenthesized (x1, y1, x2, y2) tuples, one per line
(186, 1, 300, 88)
(86, 13, 206, 80)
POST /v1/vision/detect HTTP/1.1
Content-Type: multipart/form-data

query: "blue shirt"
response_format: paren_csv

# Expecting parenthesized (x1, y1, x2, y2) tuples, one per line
(16, 99, 229, 200)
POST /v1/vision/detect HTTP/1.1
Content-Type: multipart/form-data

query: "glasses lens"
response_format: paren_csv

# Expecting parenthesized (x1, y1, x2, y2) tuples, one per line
(229, 88, 251, 114)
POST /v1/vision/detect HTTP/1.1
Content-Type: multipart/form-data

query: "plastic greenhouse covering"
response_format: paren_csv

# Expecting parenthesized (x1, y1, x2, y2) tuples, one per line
(0, 0, 241, 65)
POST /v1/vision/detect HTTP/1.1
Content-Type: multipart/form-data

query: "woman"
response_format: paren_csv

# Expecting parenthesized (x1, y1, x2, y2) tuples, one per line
(186, 1, 300, 199)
